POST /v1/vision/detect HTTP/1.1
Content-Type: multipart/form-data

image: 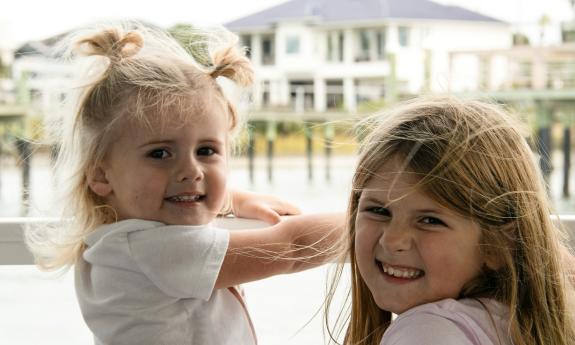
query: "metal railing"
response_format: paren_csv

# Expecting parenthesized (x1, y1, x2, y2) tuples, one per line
(0, 217, 269, 265)
(1, 215, 574, 265)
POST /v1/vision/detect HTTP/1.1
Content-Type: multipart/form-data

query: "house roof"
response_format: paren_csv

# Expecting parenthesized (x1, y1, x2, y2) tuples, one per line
(225, 0, 504, 30)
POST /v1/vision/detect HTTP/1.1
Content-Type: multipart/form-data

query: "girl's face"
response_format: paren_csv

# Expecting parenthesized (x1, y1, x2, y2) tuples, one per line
(354, 157, 484, 314)
(89, 100, 229, 226)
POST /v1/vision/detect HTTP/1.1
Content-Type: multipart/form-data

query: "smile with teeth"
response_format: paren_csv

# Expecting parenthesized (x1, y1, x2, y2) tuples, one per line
(380, 262, 423, 279)
(166, 194, 204, 202)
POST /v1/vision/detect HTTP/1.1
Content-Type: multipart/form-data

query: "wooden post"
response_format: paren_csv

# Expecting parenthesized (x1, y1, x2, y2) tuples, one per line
(247, 124, 255, 185)
(0, 140, 2, 196)
(385, 53, 398, 104)
(15, 138, 31, 215)
(266, 121, 276, 183)
(305, 122, 313, 181)
(535, 101, 553, 188)
(324, 122, 334, 181)
(560, 108, 572, 197)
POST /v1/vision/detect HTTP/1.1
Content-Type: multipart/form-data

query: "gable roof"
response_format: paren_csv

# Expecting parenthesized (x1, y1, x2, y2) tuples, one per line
(226, 0, 504, 30)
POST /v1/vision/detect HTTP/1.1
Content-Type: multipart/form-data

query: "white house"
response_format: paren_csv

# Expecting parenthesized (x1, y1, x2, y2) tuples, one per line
(11, 37, 71, 119)
(225, 0, 512, 113)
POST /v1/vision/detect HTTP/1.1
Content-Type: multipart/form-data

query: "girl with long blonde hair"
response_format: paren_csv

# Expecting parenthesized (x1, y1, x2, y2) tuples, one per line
(26, 21, 343, 345)
(326, 96, 574, 345)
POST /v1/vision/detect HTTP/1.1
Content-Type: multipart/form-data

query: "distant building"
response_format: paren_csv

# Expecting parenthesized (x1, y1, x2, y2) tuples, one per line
(225, 0, 512, 113)
(11, 34, 71, 118)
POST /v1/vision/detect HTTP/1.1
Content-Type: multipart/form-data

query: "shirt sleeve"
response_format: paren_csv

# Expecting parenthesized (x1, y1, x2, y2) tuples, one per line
(127, 225, 229, 300)
(381, 312, 475, 345)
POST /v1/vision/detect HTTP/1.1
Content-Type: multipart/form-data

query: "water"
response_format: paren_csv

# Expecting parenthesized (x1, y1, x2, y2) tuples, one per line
(0, 152, 573, 344)
(1, 151, 573, 217)
(0, 153, 354, 345)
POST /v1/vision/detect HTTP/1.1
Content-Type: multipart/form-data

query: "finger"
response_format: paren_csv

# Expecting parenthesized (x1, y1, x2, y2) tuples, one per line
(276, 202, 301, 215)
(259, 209, 282, 224)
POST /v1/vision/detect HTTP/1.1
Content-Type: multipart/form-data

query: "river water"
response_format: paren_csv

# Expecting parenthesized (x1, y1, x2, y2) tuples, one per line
(0, 152, 573, 344)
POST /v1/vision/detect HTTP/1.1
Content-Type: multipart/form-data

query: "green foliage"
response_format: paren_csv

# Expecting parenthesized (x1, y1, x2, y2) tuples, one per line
(168, 23, 212, 66)
(513, 33, 531, 46)
(0, 56, 8, 78)
(357, 98, 387, 115)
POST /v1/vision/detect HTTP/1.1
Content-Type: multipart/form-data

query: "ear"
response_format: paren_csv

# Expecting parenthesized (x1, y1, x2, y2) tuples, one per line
(483, 248, 503, 270)
(88, 166, 113, 197)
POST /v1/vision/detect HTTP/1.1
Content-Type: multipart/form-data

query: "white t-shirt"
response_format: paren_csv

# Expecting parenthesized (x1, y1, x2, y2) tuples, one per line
(75, 219, 257, 345)
(380, 298, 511, 345)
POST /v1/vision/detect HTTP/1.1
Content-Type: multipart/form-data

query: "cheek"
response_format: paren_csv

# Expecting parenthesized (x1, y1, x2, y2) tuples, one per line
(354, 221, 377, 263)
(420, 240, 481, 291)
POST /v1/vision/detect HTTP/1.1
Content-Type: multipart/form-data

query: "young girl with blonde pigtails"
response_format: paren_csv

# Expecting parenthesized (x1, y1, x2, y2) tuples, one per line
(25, 22, 344, 345)
(326, 97, 575, 345)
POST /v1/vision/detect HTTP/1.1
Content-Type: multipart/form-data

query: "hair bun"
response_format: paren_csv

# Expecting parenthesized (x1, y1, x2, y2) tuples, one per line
(75, 28, 143, 61)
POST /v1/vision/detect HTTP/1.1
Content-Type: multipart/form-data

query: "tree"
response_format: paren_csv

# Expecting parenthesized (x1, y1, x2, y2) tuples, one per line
(512, 32, 530, 46)
(538, 14, 551, 45)
(168, 24, 211, 66)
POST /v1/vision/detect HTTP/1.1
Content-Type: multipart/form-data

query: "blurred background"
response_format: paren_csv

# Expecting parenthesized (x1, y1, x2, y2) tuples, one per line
(1, 0, 574, 344)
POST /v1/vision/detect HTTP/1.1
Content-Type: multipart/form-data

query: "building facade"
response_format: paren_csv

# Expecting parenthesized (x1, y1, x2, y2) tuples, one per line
(226, 0, 512, 113)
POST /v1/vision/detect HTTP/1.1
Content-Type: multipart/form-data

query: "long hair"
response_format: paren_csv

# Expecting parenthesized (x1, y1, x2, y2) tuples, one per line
(326, 96, 574, 345)
(25, 21, 253, 271)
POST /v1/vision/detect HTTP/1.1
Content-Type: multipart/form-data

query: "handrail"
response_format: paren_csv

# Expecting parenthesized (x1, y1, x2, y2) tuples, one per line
(0, 217, 269, 265)
(1, 215, 574, 265)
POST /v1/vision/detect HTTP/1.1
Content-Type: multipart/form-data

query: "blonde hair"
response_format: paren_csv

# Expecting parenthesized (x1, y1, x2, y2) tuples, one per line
(25, 21, 253, 271)
(326, 96, 575, 345)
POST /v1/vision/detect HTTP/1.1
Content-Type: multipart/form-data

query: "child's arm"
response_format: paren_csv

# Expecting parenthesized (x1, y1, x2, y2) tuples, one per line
(214, 212, 346, 289)
(228, 189, 301, 224)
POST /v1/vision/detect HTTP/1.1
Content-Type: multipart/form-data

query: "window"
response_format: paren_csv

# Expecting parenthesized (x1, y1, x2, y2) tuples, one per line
(326, 31, 344, 62)
(240, 35, 252, 59)
(398, 26, 410, 47)
(355, 29, 371, 62)
(261, 35, 275, 65)
(377, 28, 386, 59)
(286, 36, 300, 54)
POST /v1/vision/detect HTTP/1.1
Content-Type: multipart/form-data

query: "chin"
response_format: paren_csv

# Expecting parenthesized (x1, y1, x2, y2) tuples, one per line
(375, 298, 411, 315)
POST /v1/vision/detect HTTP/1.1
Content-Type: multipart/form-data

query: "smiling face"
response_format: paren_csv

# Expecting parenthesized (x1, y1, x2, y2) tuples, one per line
(88, 99, 229, 226)
(354, 157, 485, 314)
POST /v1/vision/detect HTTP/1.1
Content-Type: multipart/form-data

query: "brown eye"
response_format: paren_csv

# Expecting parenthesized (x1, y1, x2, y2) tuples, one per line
(197, 147, 215, 156)
(148, 149, 170, 159)
(366, 206, 390, 217)
(420, 217, 445, 226)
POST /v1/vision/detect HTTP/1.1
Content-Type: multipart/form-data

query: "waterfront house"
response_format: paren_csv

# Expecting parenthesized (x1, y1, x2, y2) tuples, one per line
(225, 0, 512, 113)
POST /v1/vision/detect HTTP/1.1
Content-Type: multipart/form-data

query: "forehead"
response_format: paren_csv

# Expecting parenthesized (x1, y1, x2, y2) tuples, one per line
(361, 157, 430, 202)
(123, 92, 229, 130)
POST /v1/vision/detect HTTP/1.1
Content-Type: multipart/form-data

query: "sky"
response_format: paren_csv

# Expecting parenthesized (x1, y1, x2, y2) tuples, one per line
(1, 0, 573, 50)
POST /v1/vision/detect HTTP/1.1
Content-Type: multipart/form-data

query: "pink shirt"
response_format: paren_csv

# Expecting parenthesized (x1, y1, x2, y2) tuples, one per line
(380, 298, 511, 345)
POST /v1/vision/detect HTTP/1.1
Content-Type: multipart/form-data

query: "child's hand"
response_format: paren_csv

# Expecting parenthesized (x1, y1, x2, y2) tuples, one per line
(228, 189, 301, 224)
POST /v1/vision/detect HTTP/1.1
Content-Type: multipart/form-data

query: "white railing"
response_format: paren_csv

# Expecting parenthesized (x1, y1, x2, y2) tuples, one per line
(1, 215, 575, 265)
(0, 217, 269, 265)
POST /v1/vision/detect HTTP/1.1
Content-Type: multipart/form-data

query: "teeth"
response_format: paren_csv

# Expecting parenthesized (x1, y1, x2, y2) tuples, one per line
(169, 195, 201, 202)
(382, 264, 422, 279)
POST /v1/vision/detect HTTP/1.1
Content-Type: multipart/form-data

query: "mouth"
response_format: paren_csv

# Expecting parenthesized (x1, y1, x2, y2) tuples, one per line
(165, 194, 206, 203)
(377, 260, 424, 280)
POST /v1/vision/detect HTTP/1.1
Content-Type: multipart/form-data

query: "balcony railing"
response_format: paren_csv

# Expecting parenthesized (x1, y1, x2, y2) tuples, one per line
(2, 215, 575, 265)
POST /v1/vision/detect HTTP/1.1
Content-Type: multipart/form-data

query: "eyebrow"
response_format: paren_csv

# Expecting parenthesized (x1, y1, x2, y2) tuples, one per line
(138, 138, 225, 149)
(138, 140, 175, 149)
(359, 195, 446, 214)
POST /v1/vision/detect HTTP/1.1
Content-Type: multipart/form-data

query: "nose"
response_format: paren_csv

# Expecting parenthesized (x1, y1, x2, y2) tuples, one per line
(380, 219, 412, 253)
(177, 154, 203, 182)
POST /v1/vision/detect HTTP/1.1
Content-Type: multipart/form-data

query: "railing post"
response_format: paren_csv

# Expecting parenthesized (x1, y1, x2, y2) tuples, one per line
(305, 122, 313, 181)
(324, 122, 334, 181)
(535, 101, 553, 188)
(560, 108, 572, 197)
(15, 138, 31, 215)
(266, 120, 276, 183)
(247, 123, 255, 185)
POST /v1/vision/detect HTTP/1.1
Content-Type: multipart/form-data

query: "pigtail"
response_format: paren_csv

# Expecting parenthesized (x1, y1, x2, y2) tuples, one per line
(75, 28, 143, 62)
(27, 22, 253, 272)
(210, 45, 253, 87)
